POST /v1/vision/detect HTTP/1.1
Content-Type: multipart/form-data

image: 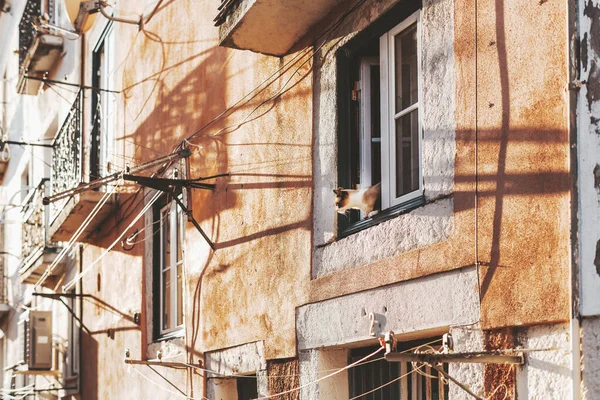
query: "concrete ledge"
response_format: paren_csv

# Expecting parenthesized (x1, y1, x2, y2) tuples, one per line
(296, 266, 479, 350)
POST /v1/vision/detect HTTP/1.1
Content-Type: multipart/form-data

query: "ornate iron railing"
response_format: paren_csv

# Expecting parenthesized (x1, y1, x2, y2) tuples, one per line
(214, 0, 241, 26)
(0, 261, 5, 304)
(21, 179, 48, 265)
(51, 91, 82, 219)
(19, 0, 41, 67)
(18, 0, 57, 68)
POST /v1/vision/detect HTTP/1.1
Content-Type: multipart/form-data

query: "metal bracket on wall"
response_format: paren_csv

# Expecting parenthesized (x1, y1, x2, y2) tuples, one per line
(32, 292, 91, 334)
(384, 351, 524, 365)
(382, 331, 524, 365)
(122, 174, 218, 250)
(43, 148, 192, 205)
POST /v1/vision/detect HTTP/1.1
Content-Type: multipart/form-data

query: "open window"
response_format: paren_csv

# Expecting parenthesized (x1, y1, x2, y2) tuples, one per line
(337, 2, 424, 236)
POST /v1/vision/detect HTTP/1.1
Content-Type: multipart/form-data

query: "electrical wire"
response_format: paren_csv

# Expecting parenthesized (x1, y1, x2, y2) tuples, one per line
(130, 365, 204, 400)
(348, 365, 422, 400)
(34, 184, 120, 289)
(253, 346, 384, 399)
(185, 0, 367, 144)
(62, 190, 163, 292)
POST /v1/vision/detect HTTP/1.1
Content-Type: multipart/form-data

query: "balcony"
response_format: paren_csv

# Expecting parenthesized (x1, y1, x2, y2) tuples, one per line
(0, 261, 9, 317)
(19, 179, 64, 285)
(0, 147, 8, 184)
(17, 0, 64, 95)
(48, 91, 117, 243)
(214, 0, 345, 56)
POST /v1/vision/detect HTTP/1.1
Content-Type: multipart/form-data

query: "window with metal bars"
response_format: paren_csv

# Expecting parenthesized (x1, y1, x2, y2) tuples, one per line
(237, 375, 258, 400)
(348, 343, 449, 400)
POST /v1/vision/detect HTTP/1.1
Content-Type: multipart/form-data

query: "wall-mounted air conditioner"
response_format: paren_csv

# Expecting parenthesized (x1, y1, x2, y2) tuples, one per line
(18, 310, 53, 370)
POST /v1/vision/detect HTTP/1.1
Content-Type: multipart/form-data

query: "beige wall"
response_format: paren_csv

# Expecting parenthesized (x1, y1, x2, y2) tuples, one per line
(67, 0, 572, 397)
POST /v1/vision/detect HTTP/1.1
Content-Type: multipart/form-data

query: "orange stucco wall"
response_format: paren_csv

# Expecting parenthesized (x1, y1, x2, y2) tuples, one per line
(308, 0, 570, 329)
(76, 0, 571, 397)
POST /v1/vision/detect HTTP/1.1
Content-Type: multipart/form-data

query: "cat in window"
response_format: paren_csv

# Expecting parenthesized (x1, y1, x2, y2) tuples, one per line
(333, 182, 381, 219)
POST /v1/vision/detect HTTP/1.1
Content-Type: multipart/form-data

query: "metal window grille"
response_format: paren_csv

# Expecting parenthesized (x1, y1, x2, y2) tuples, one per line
(349, 345, 449, 400)
(51, 91, 82, 220)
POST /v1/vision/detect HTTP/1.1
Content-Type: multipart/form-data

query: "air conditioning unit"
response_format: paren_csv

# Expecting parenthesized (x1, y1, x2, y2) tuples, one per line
(18, 311, 53, 370)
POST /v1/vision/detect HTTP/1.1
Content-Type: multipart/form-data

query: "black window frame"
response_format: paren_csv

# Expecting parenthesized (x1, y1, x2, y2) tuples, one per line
(90, 22, 114, 181)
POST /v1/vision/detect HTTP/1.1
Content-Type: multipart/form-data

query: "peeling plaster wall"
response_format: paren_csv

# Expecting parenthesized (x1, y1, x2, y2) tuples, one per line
(448, 326, 485, 399)
(473, 0, 570, 328)
(579, 0, 600, 317)
(312, 0, 456, 278)
(205, 341, 268, 398)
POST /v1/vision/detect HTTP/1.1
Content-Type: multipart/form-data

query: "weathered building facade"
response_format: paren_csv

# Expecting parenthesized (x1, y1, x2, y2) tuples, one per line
(0, 0, 596, 399)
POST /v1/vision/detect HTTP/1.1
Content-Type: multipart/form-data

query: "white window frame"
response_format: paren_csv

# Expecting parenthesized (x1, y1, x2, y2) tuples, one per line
(158, 199, 185, 336)
(379, 10, 423, 209)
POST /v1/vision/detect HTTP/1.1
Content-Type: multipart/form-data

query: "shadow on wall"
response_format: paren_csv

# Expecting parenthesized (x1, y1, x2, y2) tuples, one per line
(81, 331, 98, 400)
(91, 12, 314, 385)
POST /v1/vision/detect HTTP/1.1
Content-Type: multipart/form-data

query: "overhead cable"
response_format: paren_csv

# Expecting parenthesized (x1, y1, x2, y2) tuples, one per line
(130, 365, 200, 400)
(34, 184, 119, 289)
(253, 346, 384, 399)
(348, 365, 422, 400)
(62, 190, 163, 292)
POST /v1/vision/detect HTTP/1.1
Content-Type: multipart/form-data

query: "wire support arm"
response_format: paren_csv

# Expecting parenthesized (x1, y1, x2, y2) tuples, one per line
(124, 358, 201, 370)
(0, 140, 53, 148)
(23, 75, 120, 94)
(384, 351, 524, 365)
(43, 148, 192, 205)
(121, 174, 217, 250)
(32, 293, 91, 335)
(121, 175, 216, 191)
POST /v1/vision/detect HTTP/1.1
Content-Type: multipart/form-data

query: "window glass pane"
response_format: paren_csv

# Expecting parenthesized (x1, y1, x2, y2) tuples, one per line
(162, 269, 171, 330)
(395, 24, 418, 113)
(395, 108, 420, 198)
(176, 207, 183, 263)
(177, 263, 183, 326)
(162, 209, 170, 270)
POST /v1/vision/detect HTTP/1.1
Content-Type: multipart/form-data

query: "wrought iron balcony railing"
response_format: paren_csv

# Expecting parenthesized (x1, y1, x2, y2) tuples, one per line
(18, 0, 63, 94)
(50, 91, 82, 221)
(19, 0, 57, 65)
(19, 0, 41, 67)
(21, 179, 49, 266)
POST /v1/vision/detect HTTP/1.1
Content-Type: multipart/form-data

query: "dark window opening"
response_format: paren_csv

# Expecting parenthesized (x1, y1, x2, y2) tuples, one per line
(237, 375, 258, 400)
(349, 339, 449, 400)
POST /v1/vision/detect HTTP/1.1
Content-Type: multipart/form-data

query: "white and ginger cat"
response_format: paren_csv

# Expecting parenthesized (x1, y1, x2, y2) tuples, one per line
(333, 183, 381, 218)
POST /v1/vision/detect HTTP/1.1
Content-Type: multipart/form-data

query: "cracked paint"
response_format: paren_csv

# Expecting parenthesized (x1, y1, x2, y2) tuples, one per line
(595, 240, 600, 276)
